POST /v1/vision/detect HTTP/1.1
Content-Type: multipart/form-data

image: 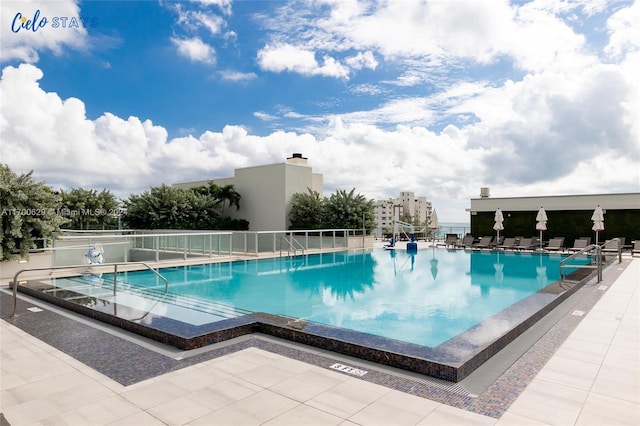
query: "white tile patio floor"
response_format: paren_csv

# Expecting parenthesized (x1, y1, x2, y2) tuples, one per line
(1, 259, 638, 425)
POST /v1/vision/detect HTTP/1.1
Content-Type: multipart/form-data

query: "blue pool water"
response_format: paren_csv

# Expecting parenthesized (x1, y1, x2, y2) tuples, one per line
(110, 249, 586, 347)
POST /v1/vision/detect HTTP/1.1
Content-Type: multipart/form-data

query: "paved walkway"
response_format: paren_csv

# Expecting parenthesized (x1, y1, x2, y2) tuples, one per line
(1, 259, 638, 425)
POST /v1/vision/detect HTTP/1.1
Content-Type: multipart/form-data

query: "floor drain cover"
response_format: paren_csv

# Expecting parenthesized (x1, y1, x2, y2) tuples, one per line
(330, 363, 367, 376)
(598, 285, 608, 290)
(572, 310, 585, 317)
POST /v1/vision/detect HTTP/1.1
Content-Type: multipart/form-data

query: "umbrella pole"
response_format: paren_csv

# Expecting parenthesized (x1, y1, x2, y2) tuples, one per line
(540, 230, 543, 250)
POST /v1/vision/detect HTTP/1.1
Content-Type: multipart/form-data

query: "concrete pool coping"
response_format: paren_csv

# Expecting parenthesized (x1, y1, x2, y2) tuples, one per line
(8, 249, 602, 382)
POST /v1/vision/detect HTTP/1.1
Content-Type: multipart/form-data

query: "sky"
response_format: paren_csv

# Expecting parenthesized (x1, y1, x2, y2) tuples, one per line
(1, 0, 639, 223)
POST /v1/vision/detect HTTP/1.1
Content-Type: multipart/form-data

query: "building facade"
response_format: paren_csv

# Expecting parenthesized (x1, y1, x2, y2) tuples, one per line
(174, 154, 323, 231)
(374, 191, 432, 237)
(467, 188, 640, 246)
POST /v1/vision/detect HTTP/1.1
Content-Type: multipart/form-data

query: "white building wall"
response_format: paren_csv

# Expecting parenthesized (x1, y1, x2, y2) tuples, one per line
(231, 164, 288, 230)
(468, 192, 640, 212)
(414, 196, 430, 225)
(375, 199, 400, 236)
(400, 192, 415, 220)
(174, 155, 322, 231)
(311, 173, 323, 194)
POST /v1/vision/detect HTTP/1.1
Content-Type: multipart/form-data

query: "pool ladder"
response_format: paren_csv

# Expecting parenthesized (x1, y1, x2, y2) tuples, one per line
(280, 234, 305, 257)
(11, 262, 169, 317)
(559, 238, 623, 283)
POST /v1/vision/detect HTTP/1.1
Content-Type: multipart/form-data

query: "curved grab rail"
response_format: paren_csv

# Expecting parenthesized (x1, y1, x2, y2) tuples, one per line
(559, 244, 602, 282)
(600, 237, 623, 264)
(11, 262, 169, 317)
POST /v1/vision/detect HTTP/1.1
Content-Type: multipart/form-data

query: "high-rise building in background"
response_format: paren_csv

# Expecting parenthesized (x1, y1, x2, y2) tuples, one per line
(374, 191, 432, 238)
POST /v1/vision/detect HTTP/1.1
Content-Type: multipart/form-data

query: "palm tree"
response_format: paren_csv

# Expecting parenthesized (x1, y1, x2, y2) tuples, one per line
(216, 184, 241, 218)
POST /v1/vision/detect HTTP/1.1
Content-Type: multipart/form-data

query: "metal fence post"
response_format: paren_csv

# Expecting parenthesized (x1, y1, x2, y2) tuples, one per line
(113, 264, 118, 296)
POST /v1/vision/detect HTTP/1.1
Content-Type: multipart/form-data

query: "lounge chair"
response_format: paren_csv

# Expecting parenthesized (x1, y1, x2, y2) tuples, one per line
(514, 238, 533, 251)
(568, 238, 590, 252)
(632, 240, 640, 257)
(579, 237, 592, 245)
(443, 233, 459, 248)
(456, 235, 475, 249)
(546, 237, 565, 251)
(496, 237, 516, 250)
(492, 236, 504, 248)
(472, 236, 493, 249)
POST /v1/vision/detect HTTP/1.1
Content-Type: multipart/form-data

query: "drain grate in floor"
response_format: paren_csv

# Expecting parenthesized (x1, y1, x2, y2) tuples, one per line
(330, 363, 367, 376)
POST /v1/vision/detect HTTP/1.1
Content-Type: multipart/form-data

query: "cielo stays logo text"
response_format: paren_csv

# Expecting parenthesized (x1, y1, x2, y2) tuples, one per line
(11, 9, 98, 33)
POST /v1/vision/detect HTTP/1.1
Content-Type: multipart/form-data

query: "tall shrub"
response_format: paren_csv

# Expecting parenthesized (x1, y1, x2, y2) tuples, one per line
(0, 164, 67, 261)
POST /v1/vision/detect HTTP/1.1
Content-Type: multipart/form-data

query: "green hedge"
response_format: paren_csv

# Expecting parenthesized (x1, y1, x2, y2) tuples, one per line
(471, 209, 640, 247)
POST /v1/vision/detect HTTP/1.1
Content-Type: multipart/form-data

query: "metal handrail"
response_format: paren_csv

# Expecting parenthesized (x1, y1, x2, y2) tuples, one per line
(559, 244, 602, 282)
(279, 234, 305, 257)
(11, 261, 169, 316)
(600, 237, 623, 264)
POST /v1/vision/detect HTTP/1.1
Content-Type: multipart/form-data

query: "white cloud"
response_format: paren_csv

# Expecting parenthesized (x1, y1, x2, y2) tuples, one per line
(219, 70, 257, 82)
(349, 83, 386, 96)
(2, 0, 639, 227)
(176, 9, 225, 36)
(0, 0, 89, 63)
(605, 1, 640, 58)
(504, 1, 593, 73)
(345, 51, 378, 70)
(0, 64, 166, 189)
(171, 36, 216, 64)
(254, 111, 278, 121)
(257, 0, 598, 78)
(257, 43, 349, 78)
(192, 0, 232, 16)
(1, 62, 482, 212)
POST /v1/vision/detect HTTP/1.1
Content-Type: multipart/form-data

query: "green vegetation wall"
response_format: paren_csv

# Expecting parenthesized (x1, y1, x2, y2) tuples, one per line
(471, 209, 640, 247)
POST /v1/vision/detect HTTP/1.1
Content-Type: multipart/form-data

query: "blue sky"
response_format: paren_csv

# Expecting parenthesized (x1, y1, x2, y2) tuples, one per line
(1, 0, 639, 222)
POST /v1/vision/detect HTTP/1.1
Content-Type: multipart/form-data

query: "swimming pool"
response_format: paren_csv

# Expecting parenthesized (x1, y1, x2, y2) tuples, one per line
(106, 250, 572, 347)
(19, 248, 593, 381)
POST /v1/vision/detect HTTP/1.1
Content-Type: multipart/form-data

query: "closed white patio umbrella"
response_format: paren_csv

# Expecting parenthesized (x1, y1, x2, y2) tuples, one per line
(493, 208, 504, 243)
(591, 205, 605, 245)
(536, 207, 547, 250)
(428, 210, 439, 246)
(428, 209, 439, 230)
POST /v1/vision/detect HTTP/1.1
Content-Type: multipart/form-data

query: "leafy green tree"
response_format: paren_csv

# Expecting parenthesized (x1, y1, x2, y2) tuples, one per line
(289, 188, 374, 232)
(324, 188, 375, 231)
(123, 184, 246, 230)
(123, 184, 218, 229)
(0, 164, 68, 261)
(185, 189, 220, 229)
(289, 188, 325, 229)
(59, 188, 120, 229)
